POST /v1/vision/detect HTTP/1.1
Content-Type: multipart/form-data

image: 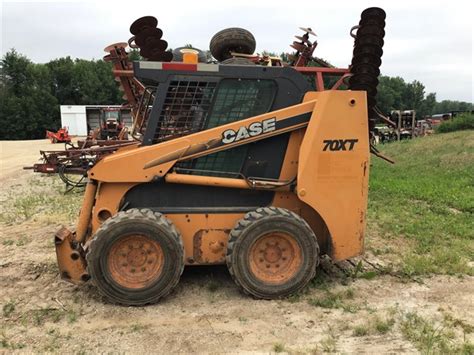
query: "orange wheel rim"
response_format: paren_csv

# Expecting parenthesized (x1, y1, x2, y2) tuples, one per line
(249, 232, 302, 285)
(107, 235, 164, 289)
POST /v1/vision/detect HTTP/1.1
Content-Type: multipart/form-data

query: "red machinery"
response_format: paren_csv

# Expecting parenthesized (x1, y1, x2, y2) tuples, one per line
(99, 107, 125, 140)
(46, 127, 71, 143)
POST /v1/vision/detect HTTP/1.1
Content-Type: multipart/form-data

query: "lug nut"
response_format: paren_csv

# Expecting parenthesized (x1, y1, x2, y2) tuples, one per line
(141, 267, 146, 272)
(131, 268, 136, 273)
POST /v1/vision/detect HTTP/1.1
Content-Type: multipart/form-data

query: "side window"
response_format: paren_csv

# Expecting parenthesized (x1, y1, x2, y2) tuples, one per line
(191, 79, 277, 175)
(205, 79, 277, 128)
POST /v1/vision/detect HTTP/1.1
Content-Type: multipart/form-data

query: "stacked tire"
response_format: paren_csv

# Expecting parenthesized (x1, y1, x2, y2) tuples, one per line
(209, 28, 256, 62)
(349, 7, 386, 132)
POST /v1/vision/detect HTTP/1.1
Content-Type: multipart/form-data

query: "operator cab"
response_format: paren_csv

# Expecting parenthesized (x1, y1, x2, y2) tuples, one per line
(132, 62, 311, 180)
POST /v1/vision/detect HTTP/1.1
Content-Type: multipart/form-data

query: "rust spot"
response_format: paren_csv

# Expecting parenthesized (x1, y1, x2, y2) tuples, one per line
(193, 231, 204, 262)
(209, 241, 223, 254)
(54, 227, 73, 245)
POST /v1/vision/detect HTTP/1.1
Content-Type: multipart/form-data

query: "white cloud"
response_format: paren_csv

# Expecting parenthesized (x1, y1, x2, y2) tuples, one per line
(1, 0, 472, 101)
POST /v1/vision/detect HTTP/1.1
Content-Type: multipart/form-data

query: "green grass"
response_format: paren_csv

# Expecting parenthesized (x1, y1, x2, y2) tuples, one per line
(206, 277, 220, 293)
(353, 325, 369, 337)
(401, 312, 473, 354)
(31, 308, 66, 326)
(374, 317, 395, 334)
(368, 130, 474, 276)
(0, 176, 82, 225)
(130, 323, 148, 332)
(2, 301, 15, 317)
(308, 288, 358, 312)
(351, 316, 395, 337)
(272, 343, 285, 353)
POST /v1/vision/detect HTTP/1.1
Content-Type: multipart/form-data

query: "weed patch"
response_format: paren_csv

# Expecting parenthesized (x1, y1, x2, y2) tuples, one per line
(351, 316, 395, 337)
(401, 312, 473, 354)
(2, 301, 15, 317)
(374, 317, 395, 334)
(0, 176, 82, 225)
(29, 308, 66, 326)
(308, 288, 358, 312)
(272, 343, 285, 353)
(206, 277, 220, 293)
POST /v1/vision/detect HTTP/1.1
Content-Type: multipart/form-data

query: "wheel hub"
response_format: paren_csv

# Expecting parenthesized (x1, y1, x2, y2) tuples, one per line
(249, 232, 302, 284)
(263, 245, 283, 263)
(107, 235, 164, 289)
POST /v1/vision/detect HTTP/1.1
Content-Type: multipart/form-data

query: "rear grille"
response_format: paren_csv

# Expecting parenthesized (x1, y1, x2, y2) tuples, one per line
(153, 80, 217, 143)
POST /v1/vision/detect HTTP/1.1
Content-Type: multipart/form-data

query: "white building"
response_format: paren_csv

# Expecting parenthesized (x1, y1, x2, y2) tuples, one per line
(60, 105, 132, 136)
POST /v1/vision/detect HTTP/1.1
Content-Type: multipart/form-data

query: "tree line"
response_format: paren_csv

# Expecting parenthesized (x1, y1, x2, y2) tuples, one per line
(0, 50, 122, 140)
(1, 49, 472, 140)
(376, 76, 472, 119)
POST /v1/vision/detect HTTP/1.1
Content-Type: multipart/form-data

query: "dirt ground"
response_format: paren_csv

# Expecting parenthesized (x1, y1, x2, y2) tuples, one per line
(1, 140, 473, 353)
(0, 139, 69, 182)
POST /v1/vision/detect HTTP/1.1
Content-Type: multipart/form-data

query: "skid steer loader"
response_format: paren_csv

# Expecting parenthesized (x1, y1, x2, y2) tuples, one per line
(53, 7, 387, 305)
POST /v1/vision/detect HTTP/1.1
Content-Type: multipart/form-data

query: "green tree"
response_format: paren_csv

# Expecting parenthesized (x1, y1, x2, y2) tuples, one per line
(418, 92, 437, 117)
(376, 76, 408, 113)
(0, 50, 59, 139)
(72, 59, 121, 105)
(1, 48, 472, 140)
(404, 80, 425, 112)
(47, 56, 78, 104)
(128, 49, 141, 61)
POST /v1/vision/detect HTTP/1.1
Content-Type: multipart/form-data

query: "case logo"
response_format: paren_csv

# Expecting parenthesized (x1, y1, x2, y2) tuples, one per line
(222, 117, 276, 144)
(323, 139, 358, 151)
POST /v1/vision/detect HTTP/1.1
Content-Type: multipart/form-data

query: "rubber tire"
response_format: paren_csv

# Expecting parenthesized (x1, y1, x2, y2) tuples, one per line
(226, 207, 320, 299)
(172, 46, 207, 63)
(86, 208, 184, 306)
(210, 28, 256, 62)
(220, 57, 255, 65)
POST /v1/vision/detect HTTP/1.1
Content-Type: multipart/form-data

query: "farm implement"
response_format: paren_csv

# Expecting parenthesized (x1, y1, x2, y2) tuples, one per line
(46, 127, 71, 144)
